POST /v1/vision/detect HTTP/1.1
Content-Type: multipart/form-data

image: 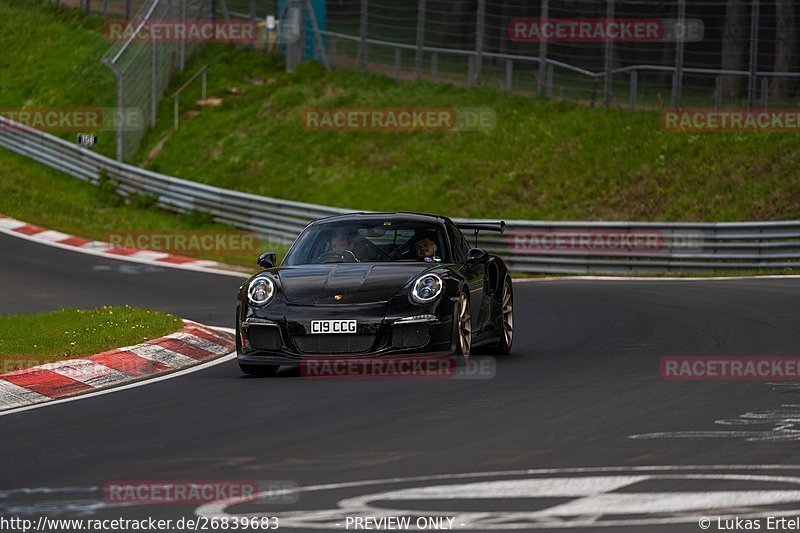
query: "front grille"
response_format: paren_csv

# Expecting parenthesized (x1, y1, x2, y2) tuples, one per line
(392, 323, 430, 349)
(294, 334, 376, 354)
(247, 326, 282, 351)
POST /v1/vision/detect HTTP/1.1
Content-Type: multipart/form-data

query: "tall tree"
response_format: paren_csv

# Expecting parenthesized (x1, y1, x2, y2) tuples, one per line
(771, 0, 796, 100)
(720, 0, 747, 101)
(442, 0, 476, 47)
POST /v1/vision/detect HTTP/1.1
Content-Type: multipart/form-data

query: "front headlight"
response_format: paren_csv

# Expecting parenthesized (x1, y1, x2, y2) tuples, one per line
(411, 273, 443, 304)
(247, 276, 276, 306)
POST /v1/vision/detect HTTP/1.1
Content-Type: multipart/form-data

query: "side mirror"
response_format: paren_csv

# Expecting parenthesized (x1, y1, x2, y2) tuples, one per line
(257, 252, 277, 269)
(466, 248, 489, 264)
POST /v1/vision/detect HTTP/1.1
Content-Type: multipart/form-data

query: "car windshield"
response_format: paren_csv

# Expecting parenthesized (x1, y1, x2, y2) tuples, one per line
(283, 220, 450, 265)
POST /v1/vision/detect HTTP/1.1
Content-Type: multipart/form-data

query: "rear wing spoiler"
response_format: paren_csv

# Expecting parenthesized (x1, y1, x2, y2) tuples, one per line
(457, 221, 506, 247)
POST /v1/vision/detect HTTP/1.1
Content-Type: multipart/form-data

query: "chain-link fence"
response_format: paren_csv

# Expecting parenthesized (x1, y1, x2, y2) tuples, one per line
(56, 0, 153, 18)
(57, 0, 282, 161)
(51, 0, 800, 159)
(322, 0, 799, 110)
(98, 0, 213, 161)
(59, 0, 279, 22)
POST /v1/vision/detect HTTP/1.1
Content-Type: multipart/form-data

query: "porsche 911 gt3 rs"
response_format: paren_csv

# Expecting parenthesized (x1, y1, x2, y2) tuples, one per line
(236, 212, 513, 376)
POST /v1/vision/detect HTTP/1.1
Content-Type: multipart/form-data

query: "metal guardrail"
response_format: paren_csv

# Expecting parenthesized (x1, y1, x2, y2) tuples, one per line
(2, 117, 800, 275)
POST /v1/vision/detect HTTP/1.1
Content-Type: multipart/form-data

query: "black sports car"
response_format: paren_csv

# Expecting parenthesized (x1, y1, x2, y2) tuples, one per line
(236, 212, 514, 376)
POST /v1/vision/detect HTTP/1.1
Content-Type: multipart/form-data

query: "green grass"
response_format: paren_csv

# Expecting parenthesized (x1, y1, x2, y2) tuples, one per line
(0, 0, 117, 157)
(134, 45, 800, 222)
(0, 149, 283, 269)
(1, 0, 799, 251)
(0, 306, 183, 371)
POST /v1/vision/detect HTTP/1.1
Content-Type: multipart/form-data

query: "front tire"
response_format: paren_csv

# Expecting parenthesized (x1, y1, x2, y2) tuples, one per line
(454, 291, 472, 362)
(494, 277, 513, 355)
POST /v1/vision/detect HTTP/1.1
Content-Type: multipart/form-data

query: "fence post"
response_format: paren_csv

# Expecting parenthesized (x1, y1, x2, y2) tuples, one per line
(505, 60, 513, 92)
(247, 0, 256, 50)
(747, 0, 760, 109)
(714, 76, 722, 109)
(630, 71, 638, 110)
(151, 40, 158, 128)
(359, 0, 368, 70)
(179, 0, 187, 70)
(604, 0, 614, 106)
(306, 0, 330, 70)
(431, 52, 438, 82)
(125, 0, 131, 20)
(472, 0, 486, 85)
(760, 77, 768, 109)
(114, 68, 124, 162)
(218, 0, 231, 19)
(103, 0, 108, 18)
(284, 0, 305, 72)
(415, 0, 426, 80)
(538, 0, 549, 95)
(671, 0, 686, 107)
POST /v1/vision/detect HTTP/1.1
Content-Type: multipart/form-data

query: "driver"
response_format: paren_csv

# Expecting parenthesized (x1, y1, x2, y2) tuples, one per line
(327, 227, 373, 261)
(330, 227, 354, 254)
(415, 237, 441, 262)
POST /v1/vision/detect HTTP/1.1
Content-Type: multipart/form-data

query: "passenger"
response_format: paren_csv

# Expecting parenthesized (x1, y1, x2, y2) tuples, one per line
(415, 237, 441, 262)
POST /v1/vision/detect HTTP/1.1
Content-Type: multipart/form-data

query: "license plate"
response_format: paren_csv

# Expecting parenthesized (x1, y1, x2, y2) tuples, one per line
(310, 320, 357, 334)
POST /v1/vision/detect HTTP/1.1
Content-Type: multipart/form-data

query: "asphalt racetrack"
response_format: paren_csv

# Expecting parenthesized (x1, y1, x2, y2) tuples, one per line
(3, 232, 800, 532)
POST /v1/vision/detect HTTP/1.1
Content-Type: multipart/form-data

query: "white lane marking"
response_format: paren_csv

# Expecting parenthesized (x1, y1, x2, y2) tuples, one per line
(629, 383, 800, 442)
(630, 404, 800, 442)
(0, 224, 248, 279)
(515, 274, 800, 282)
(196, 468, 800, 530)
(41, 359, 130, 388)
(0, 380, 51, 409)
(531, 490, 800, 516)
(0, 347, 236, 418)
(350, 477, 650, 500)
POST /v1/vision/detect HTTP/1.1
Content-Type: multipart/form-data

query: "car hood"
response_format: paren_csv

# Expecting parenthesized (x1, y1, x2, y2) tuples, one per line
(274, 263, 438, 305)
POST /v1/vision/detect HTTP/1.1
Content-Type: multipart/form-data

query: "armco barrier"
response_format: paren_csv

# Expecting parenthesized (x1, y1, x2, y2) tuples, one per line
(2, 117, 799, 275)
